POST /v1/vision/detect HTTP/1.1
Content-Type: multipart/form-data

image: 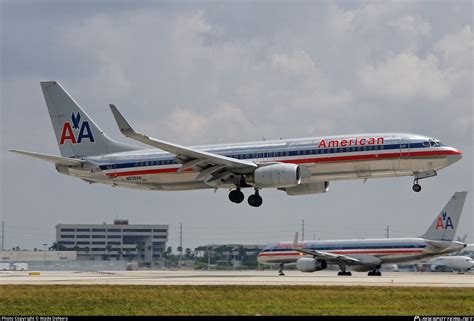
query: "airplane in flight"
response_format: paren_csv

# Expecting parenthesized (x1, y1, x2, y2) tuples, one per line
(258, 191, 471, 276)
(11, 81, 463, 207)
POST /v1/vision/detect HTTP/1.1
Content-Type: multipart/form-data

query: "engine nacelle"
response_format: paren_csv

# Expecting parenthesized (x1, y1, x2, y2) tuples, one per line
(250, 163, 302, 188)
(281, 181, 329, 195)
(296, 258, 327, 272)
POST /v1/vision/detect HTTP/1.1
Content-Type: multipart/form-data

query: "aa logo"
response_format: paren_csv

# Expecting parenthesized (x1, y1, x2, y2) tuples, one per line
(435, 211, 454, 230)
(60, 112, 95, 144)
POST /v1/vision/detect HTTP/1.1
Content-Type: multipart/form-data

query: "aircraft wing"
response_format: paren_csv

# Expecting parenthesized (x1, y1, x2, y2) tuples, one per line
(9, 150, 85, 166)
(293, 248, 363, 265)
(109, 105, 257, 174)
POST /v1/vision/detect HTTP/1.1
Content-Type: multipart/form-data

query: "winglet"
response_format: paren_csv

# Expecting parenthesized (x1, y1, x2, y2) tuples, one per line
(109, 104, 136, 137)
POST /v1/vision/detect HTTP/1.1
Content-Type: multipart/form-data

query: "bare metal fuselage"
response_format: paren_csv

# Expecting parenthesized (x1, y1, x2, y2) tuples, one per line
(257, 238, 466, 266)
(60, 133, 462, 192)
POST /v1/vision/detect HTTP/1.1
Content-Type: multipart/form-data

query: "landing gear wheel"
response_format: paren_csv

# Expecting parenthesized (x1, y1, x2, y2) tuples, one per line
(278, 264, 285, 276)
(229, 189, 244, 203)
(413, 183, 422, 192)
(338, 271, 352, 276)
(248, 190, 263, 207)
(368, 271, 382, 276)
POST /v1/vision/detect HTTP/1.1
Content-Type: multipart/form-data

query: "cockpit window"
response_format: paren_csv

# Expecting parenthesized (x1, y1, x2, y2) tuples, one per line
(422, 141, 430, 147)
(427, 139, 446, 147)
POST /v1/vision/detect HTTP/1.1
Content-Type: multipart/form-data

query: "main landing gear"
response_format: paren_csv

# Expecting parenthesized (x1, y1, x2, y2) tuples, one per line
(368, 265, 382, 276)
(368, 270, 382, 276)
(337, 263, 352, 276)
(248, 189, 263, 207)
(229, 188, 263, 207)
(228, 189, 244, 203)
(278, 263, 285, 276)
(337, 271, 352, 276)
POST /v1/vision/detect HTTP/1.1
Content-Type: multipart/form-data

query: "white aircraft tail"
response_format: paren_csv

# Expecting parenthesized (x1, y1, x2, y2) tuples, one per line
(41, 81, 138, 158)
(421, 191, 467, 241)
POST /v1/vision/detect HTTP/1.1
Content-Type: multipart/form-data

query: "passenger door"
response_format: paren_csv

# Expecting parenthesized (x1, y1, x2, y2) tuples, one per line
(399, 139, 410, 170)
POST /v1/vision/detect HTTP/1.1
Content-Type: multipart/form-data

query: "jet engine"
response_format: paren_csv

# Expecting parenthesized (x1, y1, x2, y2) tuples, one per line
(296, 258, 327, 272)
(248, 163, 302, 188)
(280, 181, 329, 195)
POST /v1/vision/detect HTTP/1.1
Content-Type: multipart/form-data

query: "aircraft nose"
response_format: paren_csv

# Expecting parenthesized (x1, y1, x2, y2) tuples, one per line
(447, 148, 462, 165)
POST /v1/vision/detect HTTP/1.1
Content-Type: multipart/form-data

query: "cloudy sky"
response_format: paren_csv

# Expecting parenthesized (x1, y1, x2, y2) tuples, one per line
(1, 0, 472, 252)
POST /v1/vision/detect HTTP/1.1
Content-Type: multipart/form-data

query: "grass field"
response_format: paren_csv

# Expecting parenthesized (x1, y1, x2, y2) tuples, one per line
(0, 285, 472, 316)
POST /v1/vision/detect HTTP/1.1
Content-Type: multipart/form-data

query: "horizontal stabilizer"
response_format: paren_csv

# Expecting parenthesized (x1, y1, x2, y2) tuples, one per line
(9, 150, 85, 166)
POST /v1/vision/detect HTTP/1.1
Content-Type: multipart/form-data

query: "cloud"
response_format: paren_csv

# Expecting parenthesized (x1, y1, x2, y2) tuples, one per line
(389, 15, 431, 38)
(358, 51, 449, 102)
(271, 50, 316, 76)
(433, 25, 473, 135)
(327, 0, 414, 36)
(161, 102, 255, 144)
(434, 25, 472, 86)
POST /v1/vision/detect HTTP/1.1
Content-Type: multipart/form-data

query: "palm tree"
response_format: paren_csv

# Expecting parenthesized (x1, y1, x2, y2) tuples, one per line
(185, 248, 192, 259)
(104, 244, 113, 260)
(136, 243, 145, 260)
(49, 242, 66, 251)
(85, 247, 91, 260)
(164, 246, 172, 259)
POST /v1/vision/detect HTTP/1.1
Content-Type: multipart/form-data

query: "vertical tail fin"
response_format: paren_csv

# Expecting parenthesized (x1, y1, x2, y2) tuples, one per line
(421, 191, 468, 241)
(41, 81, 138, 157)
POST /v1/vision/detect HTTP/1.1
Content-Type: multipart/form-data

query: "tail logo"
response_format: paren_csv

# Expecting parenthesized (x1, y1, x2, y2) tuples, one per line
(435, 211, 454, 230)
(60, 112, 95, 144)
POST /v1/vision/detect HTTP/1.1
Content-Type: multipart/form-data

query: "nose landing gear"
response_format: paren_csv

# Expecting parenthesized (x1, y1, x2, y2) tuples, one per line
(413, 179, 422, 192)
(412, 170, 437, 192)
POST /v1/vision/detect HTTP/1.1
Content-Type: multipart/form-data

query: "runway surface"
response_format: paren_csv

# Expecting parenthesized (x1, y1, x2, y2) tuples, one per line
(0, 270, 472, 287)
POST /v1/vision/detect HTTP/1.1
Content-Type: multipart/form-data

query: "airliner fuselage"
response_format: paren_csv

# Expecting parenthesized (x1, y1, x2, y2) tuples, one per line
(68, 133, 461, 193)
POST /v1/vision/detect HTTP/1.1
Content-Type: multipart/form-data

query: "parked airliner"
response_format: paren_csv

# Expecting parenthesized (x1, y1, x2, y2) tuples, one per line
(428, 256, 474, 273)
(11, 81, 463, 207)
(258, 192, 470, 276)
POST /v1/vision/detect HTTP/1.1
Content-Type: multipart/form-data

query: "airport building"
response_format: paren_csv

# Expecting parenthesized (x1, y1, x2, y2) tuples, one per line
(56, 219, 168, 261)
